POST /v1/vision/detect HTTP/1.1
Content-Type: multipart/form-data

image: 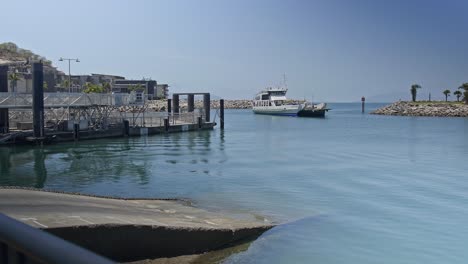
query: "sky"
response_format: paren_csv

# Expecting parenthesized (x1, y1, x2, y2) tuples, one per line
(1, 0, 468, 102)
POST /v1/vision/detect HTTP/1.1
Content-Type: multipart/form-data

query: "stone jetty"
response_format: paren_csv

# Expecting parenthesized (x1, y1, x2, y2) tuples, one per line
(371, 101, 468, 117)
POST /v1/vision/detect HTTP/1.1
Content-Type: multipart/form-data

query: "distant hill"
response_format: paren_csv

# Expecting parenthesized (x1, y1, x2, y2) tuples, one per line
(0, 42, 52, 65)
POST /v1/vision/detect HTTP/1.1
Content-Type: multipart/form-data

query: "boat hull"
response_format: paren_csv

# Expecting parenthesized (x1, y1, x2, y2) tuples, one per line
(252, 106, 300, 116)
(297, 109, 328, 118)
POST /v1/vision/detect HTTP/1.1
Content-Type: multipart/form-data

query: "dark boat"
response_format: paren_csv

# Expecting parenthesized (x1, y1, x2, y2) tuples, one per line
(297, 103, 330, 118)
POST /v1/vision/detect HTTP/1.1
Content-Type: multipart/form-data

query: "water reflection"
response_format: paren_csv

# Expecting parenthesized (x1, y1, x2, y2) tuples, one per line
(0, 146, 47, 188)
(0, 130, 226, 189)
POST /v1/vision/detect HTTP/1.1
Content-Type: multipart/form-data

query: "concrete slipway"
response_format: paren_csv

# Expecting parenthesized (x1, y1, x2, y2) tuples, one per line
(0, 188, 274, 262)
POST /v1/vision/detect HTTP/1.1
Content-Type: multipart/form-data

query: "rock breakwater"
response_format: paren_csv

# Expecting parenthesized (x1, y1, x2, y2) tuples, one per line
(371, 101, 468, 117)
(148, 99, 305, 111)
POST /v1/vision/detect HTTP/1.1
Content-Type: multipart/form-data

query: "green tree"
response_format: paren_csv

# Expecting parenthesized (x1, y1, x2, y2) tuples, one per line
(459, 83, 468, 104)
(60, 79, 70, 91)
(128, 84, 144, 92)
(453, 90, 462, 102)
(443, 89, 450, 102)
(43, 81, 48, 91)
(410, 84, 421, 102)
(8, 72, 20, 93)
(83, 83, 105, 93)
(102, 82, 111, 93)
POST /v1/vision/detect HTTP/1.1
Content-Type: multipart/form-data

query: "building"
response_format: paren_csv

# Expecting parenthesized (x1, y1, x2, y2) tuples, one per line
(112, 79, 157, 99)
(1, 62, 66, 93)
(64, 74, 125, 93)
(156, 84, 169, 99)
(90, 74, 125, 86)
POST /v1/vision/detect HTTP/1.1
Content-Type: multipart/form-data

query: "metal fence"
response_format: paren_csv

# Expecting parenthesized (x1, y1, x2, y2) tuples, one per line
(0, 213, 114, 264)
(117, 111, 204, 128)
(0, 92, 145, 109)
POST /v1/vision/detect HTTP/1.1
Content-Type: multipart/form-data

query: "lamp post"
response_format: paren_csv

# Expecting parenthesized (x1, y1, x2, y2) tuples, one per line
(58, 57, 79, 93)
(59, 57, 79, 122)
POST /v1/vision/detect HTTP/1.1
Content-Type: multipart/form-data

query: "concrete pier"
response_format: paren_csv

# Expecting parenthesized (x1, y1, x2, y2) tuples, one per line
(0, 188, 273, 262)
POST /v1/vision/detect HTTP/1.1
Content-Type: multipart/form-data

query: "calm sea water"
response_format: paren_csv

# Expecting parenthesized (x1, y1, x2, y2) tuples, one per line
(1, 103, 468, 264)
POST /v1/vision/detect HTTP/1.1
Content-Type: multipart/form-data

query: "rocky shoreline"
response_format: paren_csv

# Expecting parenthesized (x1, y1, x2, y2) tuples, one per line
(371, 101, 468, 117)
(148, 99, 305, 111)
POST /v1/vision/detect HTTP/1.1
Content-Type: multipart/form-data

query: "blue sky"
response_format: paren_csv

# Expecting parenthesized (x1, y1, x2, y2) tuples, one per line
(2, 0, 467, 101)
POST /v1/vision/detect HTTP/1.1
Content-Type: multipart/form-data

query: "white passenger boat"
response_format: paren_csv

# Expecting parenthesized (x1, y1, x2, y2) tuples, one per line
(252, 87, 303, 116)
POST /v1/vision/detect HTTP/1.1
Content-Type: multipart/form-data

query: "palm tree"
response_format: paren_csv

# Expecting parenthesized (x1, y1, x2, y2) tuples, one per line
(453, 90, 462, 102)
(443, 90, 451, 102)
(459, 83, 468, 104)
(102, 82, 111, 93)
(8, 72, 20, 93)
(410, 84, 421, 102)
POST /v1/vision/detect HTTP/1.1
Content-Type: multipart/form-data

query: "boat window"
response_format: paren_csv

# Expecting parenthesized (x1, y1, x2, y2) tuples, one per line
(261, 95, 269, 100)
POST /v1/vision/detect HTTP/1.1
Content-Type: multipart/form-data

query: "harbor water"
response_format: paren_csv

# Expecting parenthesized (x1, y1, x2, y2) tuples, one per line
(1, 103, 468, 264)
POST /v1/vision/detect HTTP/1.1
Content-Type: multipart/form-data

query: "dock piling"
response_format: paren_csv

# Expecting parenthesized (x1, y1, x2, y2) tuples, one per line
(361, 96, 365, 113)
(167, 99, 172, 114)
(0, 65, 8, 134)
(32, 62, 45, 138)
(188, 94, 195, 112)
(220, 99, 224, 129)
(203, 94, 210, 122)
(123, 120, 130, 136)
(172, 95, 179, 115)
(73, 124, 80, 140)
(164, 118, 169, 132)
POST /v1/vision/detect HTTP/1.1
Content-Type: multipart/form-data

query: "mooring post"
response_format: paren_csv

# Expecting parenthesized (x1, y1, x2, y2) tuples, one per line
(361, 96, 365, 113)
(220, 99, 224, 129)
(172, 94, 179, 115)
(32, 62, 45, 138)
(73, 123, 80, 141)
(123, 120, 130, 136)
(0, 65, 9, 134)
(167, 98, 172, 114)
(164, 118, 169, 132)
(203, 93, 210, 122)
(198, 116, 202, 129)
(187, 94, 195, 112)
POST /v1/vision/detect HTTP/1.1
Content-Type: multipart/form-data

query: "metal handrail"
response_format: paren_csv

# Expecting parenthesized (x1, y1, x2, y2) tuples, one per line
(0, 213, 115, 264)
(0, 92, 138, 108)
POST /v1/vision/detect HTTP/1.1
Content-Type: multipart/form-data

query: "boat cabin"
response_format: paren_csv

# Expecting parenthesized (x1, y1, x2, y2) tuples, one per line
(253, 87, 288, 107)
